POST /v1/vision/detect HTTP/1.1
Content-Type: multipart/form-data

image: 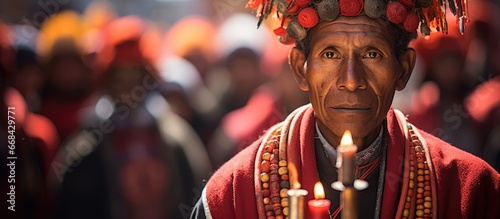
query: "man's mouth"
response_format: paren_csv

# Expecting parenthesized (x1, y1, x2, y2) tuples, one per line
(331, 104, 371, 112)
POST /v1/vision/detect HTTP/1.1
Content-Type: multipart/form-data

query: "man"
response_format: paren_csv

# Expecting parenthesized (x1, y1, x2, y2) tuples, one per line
(191, 0, 500, 218)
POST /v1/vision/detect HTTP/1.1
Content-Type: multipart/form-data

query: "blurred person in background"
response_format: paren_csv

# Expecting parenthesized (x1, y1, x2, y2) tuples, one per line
(8, 25, 43, 113)
(208, 39, 309, 168)
(410, 0, 500, 158)
(409, 34, 480, 155)
(1, 21, 59, 219)
(37, 10, 97, 143)
(466, 76, 500, 172)
(211, 14, 271, 115)
(50, 15, 212, 219)
(464, 0, 500, 171)
(161, 17, 221, 144)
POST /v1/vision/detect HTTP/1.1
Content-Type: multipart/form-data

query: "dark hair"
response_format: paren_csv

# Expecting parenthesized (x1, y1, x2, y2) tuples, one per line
(295, 21, 416, 62)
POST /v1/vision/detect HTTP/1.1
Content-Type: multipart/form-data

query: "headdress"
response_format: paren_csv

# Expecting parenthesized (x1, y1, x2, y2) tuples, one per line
(246, 0, 469, 44)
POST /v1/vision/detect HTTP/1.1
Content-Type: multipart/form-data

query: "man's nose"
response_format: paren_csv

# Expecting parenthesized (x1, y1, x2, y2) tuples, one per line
(336, 57, 367, 91)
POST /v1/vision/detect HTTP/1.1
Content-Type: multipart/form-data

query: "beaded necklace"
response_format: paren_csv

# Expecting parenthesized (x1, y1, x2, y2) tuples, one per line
(400, 124, 434, 218)
(256, 110, 436, 219)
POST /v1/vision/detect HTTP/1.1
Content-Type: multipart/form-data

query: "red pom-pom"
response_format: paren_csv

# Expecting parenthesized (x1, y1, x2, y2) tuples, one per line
(386, 2, 408, 24)
(295, 0, 312, 7)
(339, 0, 364, 17)
(403, 11, 419, 32)
(273, 27, 287, 36)
(400, 0, 415, 8)
(298, 7, 319, 28)
(288, 4, 300, 14)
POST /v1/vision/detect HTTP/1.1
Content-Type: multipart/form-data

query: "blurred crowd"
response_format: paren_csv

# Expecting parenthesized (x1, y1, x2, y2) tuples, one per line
(0, 0, 499, 218)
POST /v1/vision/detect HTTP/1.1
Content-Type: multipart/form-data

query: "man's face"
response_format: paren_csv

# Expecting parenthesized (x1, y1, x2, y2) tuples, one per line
(289, 16, 416, 147)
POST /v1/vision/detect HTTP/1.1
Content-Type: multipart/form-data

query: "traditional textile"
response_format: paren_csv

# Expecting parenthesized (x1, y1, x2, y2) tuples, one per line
(198, 104, 499, 219)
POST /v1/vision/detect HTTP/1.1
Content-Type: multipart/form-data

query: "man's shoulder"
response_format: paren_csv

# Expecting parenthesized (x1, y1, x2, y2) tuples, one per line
(209, 139, 261, 184)
(417, 127, 498, 176)
(203, 137, 263, 218)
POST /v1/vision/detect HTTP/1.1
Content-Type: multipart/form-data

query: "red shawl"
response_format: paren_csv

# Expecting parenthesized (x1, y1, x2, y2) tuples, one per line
(204, 106, 500, 218)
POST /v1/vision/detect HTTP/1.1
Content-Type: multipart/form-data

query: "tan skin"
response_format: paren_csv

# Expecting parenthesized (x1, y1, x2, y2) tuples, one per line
(289, 16, 416, 150)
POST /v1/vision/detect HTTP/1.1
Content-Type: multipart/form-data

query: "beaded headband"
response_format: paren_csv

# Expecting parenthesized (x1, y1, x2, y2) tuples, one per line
(246, 0, 469, 44)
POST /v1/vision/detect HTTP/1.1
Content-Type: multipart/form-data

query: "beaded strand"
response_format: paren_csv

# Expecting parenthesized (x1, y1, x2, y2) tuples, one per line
(260, 132, 290, 219)
(402, 124, 433, 219)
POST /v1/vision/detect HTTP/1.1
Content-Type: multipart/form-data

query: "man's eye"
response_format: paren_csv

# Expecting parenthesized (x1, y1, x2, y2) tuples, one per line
(363, 52, 380, 59)
(323, 52, 337, 59)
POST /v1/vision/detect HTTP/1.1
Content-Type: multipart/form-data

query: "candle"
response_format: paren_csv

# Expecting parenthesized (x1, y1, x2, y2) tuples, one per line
(336, 130, 359, 219)
(308, 182, 331, 219)
(287, 162, 308, 219)
(336, 130, 358, 186)
(341, 187, 358, 219)
(288, 189, 308, 219)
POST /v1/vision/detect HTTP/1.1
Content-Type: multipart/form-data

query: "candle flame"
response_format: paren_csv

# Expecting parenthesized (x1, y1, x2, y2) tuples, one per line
(288, 162, 301, 189)
(340, 130, 353, 145)
(314, 182, 325, 199)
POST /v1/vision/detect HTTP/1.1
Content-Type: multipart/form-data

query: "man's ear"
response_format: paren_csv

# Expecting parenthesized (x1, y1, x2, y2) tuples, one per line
(396, 48, 416, 91)
(289, 47, 309, 91)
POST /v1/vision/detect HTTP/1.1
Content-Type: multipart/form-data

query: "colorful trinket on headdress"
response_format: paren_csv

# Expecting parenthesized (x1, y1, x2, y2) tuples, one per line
(246, 0, 470, 44)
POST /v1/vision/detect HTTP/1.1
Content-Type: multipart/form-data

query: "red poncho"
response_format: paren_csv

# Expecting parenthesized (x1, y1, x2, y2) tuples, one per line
(203, 105, 499, 218)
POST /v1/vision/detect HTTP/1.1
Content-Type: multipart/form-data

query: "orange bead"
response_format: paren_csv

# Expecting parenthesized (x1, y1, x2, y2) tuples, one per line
(403, 209, 410, 217)
(281, 174, 289, 181)
(263, 153, 271, 161)
(405, 202, 410, 209)
(281, 198, 289, 207)
(261, 161, 271, 172)
(424, 201, 432, 209)
(280, 189, 288, 198)
(261, 173, 270, 182)
(417, 169, 424, 175)
(417, 175, 424, 182)
(283, 207, 289, 216)
(278, 167, 288, 175)
(279, 160, 287, 167)
(264, 146, 274, 153)
(417, 188, 424, 194)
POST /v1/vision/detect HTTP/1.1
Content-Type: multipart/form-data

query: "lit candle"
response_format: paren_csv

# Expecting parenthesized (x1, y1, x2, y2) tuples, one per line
(287, 163, 308, 219)
(336, 130, 359, 219)
(308, 182, 331, 219)
(336, 130, 358, 186)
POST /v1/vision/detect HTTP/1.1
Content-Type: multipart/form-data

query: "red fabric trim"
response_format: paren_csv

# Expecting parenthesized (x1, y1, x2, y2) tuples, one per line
(380, 108, 406, 219)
